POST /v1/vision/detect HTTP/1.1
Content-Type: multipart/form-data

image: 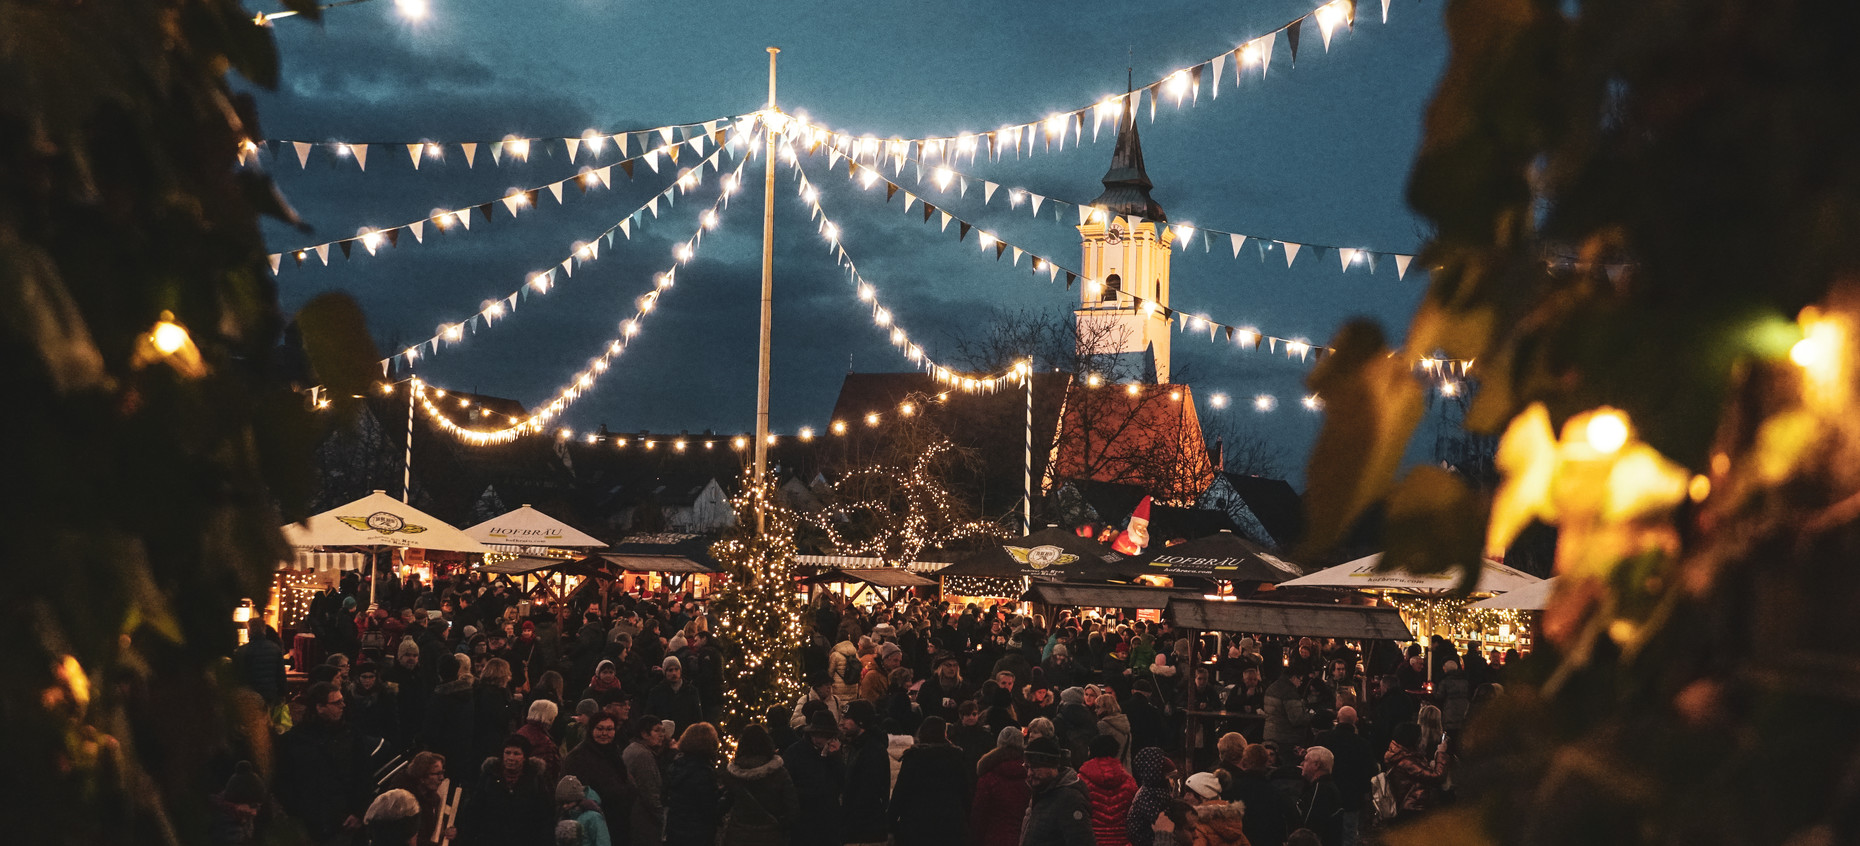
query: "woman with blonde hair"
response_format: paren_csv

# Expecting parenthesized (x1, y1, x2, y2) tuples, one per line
(663, 722, 724, 846)
(473, 658, 518, 765)
(1417, 703, 1446, 758)
(1095, 690, 1131, 765)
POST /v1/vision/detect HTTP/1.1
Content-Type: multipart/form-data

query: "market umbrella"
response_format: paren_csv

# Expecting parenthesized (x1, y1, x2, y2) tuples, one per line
(936, 526, 1127, 580)
(282, 490, 490, 553)
(1470, 576, 1560, 610)
(1115, 529, 1305, 584)
(464, 504, 606, 548)
(1277, 553, 1542, 595)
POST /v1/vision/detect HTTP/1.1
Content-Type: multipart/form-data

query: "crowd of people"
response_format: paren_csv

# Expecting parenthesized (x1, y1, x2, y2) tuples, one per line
(219, 569, 1513, 846)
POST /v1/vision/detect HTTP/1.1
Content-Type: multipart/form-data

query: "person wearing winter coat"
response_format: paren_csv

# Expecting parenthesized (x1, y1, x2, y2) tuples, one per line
(235, 625, 288, 707)
(347, 662, 400, 749)
(1223, 743, 1290, 846)
(784, 710, 848, 846)
(1383, 722, 1450, 818)
(424, 654, 480, 783)
(721, 724, 800, 846)
(1293, 747, 1344, 846)
(1125, 682, 1170, 755)
(1262, 663, 1313, 751)
(1020, 736, 1096, 846)
(558, 713, 633, 829)
(645, 656, 704, 735)
(1095, 693, 1133, 766)
(472, 658, 522, 766)
(1078, 735, 1138, 846)
(517, 699, 564, 784)
(662, 722, 726, 846)
(1125, 747, 1177, 846)
(948, 701, 997, 775)
(839, 700, 892, 846)
(887, 717, 971, 846)
(916, 652, 977, 725)
(1180, 771, 1249, 846)
(969, 727, 1033, 846)
(461, 737, 552, 846)
(384, 638, 432, 750)
(829, 638, 864, 699)
(621, 715, 670, 846)
(276, 682, 381, 844)
(553, 776, 612, 846)
(1056, 687, 1101, 766)
(579, 659, 627, 709)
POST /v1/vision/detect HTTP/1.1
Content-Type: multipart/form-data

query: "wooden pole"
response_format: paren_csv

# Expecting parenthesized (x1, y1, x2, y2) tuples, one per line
(754, 46, 779, 534)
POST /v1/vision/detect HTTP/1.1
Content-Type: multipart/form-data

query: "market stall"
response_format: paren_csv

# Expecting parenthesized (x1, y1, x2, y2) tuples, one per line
(1277, 553, 1544, 667)
(802, 567, 938, 607)
(1104, 529, 1305, 593)
(464, 504, 606, 554)
(1023, 582, 1201, 618)
(599, 533, 724, 597)
(278, 490, 490, 627)
(935, 526, 1128, 608)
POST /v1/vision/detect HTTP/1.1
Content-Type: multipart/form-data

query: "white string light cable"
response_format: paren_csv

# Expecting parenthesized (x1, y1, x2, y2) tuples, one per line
(797, 0, 1382, 162)
(247, 111, 747, 173)
(380, 137, 743, 373)
(255, 0, 431, 26)
(406, 141, 757, 445)
(798, 117, 1419, 280)
(266, 117, 759, 274)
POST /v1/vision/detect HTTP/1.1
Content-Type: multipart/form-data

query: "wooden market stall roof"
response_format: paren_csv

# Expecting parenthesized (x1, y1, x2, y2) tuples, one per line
(1166, 598, 1415, 641)
(477, 555, 572, 575)
(803, 567, 937, 588)
(598, 533, 722, 574)
(599, 553, 720, 574)
(1025, 582, 1202, 610)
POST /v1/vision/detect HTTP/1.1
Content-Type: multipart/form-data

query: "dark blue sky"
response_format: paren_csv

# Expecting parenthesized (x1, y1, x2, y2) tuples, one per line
(249, 0, 1451, 485)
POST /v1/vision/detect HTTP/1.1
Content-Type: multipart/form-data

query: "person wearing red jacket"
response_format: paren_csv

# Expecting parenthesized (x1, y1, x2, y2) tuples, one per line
(968, 727, 1033, 846)
(1078, 735, 1138, 846)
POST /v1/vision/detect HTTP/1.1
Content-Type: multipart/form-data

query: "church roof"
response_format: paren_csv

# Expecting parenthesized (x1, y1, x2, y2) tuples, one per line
(1089, 96, 1167, 223)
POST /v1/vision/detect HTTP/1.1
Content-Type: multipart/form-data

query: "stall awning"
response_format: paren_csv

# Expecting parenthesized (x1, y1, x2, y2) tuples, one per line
(600, 534, 721, 574)
(600, 554, 720, 574)
(803, 568, 937, 588)
(937, 526, 1126, 580)
(477, 555, 571, 575)
(279, 550, 368, 573)
(1166, 598, 1415, 641)
(1026, 583, 1201, 610)
(795, 554, 954, 574)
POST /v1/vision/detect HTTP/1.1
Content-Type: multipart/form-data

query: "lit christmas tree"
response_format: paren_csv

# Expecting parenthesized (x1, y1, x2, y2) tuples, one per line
(709, 472, 806, 733)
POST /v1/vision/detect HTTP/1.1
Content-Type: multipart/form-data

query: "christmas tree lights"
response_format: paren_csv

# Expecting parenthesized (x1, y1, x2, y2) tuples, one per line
(709, 472, 807, 733)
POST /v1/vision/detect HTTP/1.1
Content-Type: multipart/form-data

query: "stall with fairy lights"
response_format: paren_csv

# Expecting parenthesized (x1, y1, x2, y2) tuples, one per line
(935, 526, 1129, 611)
(801, 567, 938, 607)
(1277, 553, 1544, 675)
(1023, 582, 1201, 621)
(281, 490, 492, 613)
(600, 533, 725, 597)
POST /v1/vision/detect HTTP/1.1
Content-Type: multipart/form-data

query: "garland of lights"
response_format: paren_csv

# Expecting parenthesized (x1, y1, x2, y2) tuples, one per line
(805, 438, 1007, 566)
(709, 473, 807, 732)
(1386, 595, 1535, 649)
(407, 146, 756, 443)
(941, 574, 1024, 599)
(249, 114, 747, 172)
(377, 141, 739, 372)
(268, 118, 752, 279)
(797, 116, 1418, 278)
(796, 0, 1376, 155)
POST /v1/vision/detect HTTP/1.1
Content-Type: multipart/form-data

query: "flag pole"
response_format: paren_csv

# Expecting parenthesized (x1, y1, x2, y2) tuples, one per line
(755, 47, 779, 534)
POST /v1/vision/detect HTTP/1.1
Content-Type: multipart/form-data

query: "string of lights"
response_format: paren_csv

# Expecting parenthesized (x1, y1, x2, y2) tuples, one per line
(794, 0, 1380, 160)
(255, 0, 429, 26)
(407, 143, 756, 443)
(267, 119, 752, 276)
(379, 140, 738, 372)
(795, 116, 1419, 278)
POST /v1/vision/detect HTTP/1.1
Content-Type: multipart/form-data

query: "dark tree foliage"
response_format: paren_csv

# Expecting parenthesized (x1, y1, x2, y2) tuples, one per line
(1303, 1, 1860, 844)
(1, 0, 371, 842)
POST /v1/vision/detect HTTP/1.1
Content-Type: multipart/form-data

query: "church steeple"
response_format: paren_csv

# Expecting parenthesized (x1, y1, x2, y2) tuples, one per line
(1089, 82, 1166, 222)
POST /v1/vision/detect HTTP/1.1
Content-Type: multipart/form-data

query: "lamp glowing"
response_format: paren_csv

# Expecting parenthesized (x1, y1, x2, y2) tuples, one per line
(1585, 409, 1630, 454)
(152, 320, 189, 355)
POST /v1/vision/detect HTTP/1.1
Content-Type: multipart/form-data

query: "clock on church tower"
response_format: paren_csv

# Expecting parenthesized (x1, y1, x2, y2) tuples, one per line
(1075, 93, 1175, 383)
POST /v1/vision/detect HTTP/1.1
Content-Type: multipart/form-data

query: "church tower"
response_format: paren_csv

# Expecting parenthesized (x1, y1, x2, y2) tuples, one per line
(1076, 93, 1174, 383)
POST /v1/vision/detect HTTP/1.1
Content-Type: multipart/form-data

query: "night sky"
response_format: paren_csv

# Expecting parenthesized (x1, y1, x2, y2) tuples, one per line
(247, 0, 1451, 486)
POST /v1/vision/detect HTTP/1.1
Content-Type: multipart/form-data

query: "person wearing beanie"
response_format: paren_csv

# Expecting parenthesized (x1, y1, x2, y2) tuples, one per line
(839, 700, 891, 846)
(562, 698, 601, 750)
(1055, 685, 1100, 767)
(209, 761, 269, 846)
(1018, 736, 1093, 846)
(347, 661, 400, 749)
(362, 788, 422, 846)
(969, 723, 1033, 846)
(579, 659, 625, 709)
(886, 717, 969, 846)
(1125, 748, 1178, 846)
(1078, 734, 1138, 846)
(553, 775, 612, 846)
(646, 655, 703, 735)
(1180, 770, 1248, 846)
(916, 651, 977, 725)
(782, 711, 846, 846)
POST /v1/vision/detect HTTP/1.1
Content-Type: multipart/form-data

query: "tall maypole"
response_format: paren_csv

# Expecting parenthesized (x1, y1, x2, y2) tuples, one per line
(754, 46, 779, 533)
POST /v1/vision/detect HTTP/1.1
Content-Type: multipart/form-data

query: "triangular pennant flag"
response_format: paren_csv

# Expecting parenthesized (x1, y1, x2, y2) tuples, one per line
(658, 126, 675, 145)
(1078, 205, 1091, 225)
(1048, 262, 1060, 281)
(644, 150, 661, 173)
(1147, 83, 1161, 122)
(410, 220, 424, 243)
(996, 241, 1008, 260)
(939, 211, 953, 232)
(1126, 215, 1142, 232)
(687, 136, 705, 155)
(565, 138, 581, 163)
(1382, 0, 1391, 22)
(460, 143, 475, 168)
(620, 160, 635, 178)
(1255, 238, 1268, 260)
(667, 145, 680, 165)
(502, 194, 525, 216)
(958, 176, 968, 198)
(886, 183, 899, 201)
(1261, 32, 1277, 75)
(1212, 54, 1225, 99)
(491, 142, 504, 164)
(904, 192, 917, 210)
(923, 203, 935, 222)
(1269, 337, 1279, 353)
(1190, 66, 1204, 104)
(648, 196, 660, 217)
(984, 181, 998, 204)
(338, 240, 353, 259)
(1233, 47, 1248, 84)
(1281, 242, 1302, 266)
(620, 219, 631, 239)
(1030, 194, 1045, 216)
(614, 133, 629, 157)
(1012, 247, 1023, 264)
(595, 166, 612, 188)
(352, 144, 368, 171)
(407, 143, 423, 168)
(477, 203, 493, 222)
(384, 229, 399, 248)
(1287, 18, 1304, 64)
(604, 230, 615, 248)
(293, 142, 312, 168)
(1395, 254, 1414, 280)
(548, 181, 564, 204)
(1365, 252, 1381, 274)
(561, 258, 573, 277)
(1231, 233, 1247, 258)
(958, 221, 971, 241)
(1064, 271, 1077, 289)
(1340, 248, 1358, 269)
(1225, 326, 1235, 342)
(268, 254, 281, 274)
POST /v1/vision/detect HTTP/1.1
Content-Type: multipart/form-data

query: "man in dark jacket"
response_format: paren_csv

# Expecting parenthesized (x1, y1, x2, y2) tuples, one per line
(1124, 680, 1169, 754)
(915, 653, 976, 725)
(1263, 661, 1314, 750)
(234, 623, 287, 705)
(784, 711, 847, 846)
(644, 655, 704, 735)
(887, 717, 971, 846)
(276, 682, 381, 844)
(688, 630, 727, 723)
(1019, 736, 1094, 846)
(1314, 706, 1375, 846)
(1369, 675, 1418, 753)
(1296, 746, 1346, 846)
(839, 701, 891, 845)
(423, 653, 478, 782)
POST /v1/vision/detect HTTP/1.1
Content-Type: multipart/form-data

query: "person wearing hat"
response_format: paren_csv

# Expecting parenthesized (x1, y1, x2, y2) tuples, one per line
(460, 735, 552, 846)
(1017, 735, 1093, 846)
(886, 717, 970, 846)
(645, 655, 704, 736)
(914, 652, 975, 725)
(209, 761, 270, 846)
(782, 710, 846, 846)
(1125, 747, 1178, 846)
(1181, 770, 1248, 846)
(553, 775, 612, 846)
(968, 726, 1031, 846)
(839, 700, 891, 846)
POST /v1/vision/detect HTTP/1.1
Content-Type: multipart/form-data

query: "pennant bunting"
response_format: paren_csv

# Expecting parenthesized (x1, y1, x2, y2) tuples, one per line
(407, 143, 422, 169)
(293, 142, 312, 168)
(1212, 54, 1225, 98)
(410, 220, 424, 244)
(958, 221, 971, 241)
(460, 143, 475, 168)
(565, 138, 581, 163)
(268, 254, 282, 275)
(1281, 241, 1302, 267)
(491, 142, 504, 164)
(1231, 233, 1247, 257)
(1287, 18, 1303, 64)
(548, 182, 565, 204)
(1395, 254, 1413, 280)
(595, 166, 612, 188)
(1339, 248, 1358, 269)
(352, 144, 368, 171)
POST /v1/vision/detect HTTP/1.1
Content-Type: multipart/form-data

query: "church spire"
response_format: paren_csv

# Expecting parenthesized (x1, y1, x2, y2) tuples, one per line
(1089, 77, 1167, 222)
